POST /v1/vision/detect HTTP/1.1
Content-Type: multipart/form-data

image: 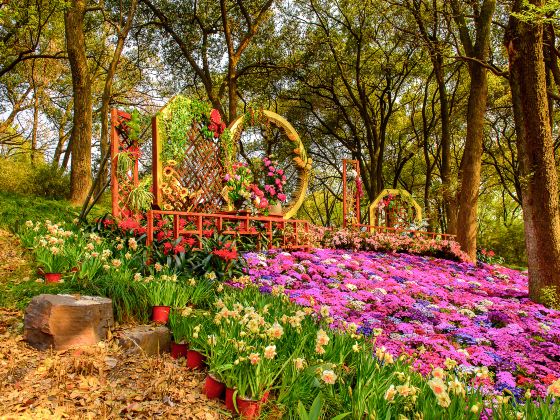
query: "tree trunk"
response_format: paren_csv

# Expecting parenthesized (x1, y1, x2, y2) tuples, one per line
(31, 88, 40, 165)
(506, 0, 560, 303)
(437, 64, 457, 234)
(456, 64, 488, 260)
(53, 100, 73, 166)
(451, 0, 496, 261)
(65, 0, 92, 205)
(227, 60, 238, 122)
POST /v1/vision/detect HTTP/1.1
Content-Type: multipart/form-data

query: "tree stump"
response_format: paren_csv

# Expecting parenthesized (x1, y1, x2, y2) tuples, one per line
(24, 294, 113, 350)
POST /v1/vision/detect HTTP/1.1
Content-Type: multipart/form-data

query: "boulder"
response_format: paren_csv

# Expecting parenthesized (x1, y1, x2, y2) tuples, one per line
(118, 325, 171, 356)
(24, 294, 113, 350)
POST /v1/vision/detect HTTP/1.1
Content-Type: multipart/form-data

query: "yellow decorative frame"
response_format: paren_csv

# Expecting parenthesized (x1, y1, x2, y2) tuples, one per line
(369, 189, 422, 225)
(229, 110, 312, 219)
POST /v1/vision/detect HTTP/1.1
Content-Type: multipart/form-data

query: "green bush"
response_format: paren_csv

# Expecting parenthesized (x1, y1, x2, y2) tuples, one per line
(0, 157, 70, 199)
(31, 164, 70, 199)
(0, 157, 34, 194)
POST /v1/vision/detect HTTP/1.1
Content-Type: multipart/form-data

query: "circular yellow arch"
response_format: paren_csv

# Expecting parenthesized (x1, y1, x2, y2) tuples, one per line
(229, 110, 312, 219)
(369, 189, 422, 226)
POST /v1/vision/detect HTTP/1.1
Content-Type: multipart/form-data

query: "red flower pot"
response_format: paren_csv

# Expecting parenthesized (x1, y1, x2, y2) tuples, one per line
(44, 273, 62, 283)
(186, 349, 206, 370)
(152, 305, 170, 324)
(236, 396, 262, 419)
(170, 342, 188, 359)
(225, 387, 236, 411)
(203, 374, 225, 399)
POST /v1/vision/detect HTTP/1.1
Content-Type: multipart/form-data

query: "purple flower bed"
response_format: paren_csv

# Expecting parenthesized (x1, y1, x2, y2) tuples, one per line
(244, 249, 560, 396)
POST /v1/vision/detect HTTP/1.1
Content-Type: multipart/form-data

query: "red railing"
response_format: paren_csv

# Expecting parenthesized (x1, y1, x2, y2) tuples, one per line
(146, 210, 311, 250)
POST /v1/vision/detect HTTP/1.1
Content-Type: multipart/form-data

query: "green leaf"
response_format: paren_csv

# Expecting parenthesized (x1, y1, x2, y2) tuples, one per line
(309, 393, 323, 420)
(297, 401, 309, 420)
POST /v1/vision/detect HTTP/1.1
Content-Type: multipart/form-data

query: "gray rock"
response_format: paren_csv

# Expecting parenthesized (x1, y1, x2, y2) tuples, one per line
(24, 294, 113, 350)
(117, 325, 171, 355)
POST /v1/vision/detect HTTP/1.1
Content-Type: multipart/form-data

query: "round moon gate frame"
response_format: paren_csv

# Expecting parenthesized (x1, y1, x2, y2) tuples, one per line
(228, 110, 312, 219)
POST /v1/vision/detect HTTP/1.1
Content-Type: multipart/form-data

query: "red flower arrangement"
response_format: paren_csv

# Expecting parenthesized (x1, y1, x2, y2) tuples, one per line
(211, 248, 239, 262)
(208, 109, 226, 138)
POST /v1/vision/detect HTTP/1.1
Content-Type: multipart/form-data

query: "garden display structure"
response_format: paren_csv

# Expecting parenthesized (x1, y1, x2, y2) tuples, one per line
(341, 161, 455, 240)
(111, 96, 453, 246)
(110, 97, 312, 250)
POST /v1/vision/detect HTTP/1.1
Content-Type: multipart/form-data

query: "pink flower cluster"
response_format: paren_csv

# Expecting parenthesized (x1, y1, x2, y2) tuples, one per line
(262, 156, 287, 204)
(244, 249, 560, 397)
(323, 228, 469, 262)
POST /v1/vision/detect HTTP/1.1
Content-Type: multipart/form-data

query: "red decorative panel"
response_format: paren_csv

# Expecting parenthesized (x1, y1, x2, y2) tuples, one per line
(342, 159, 362, 228)
(154, 121, 225, 213)
(111, 109, 139, 219)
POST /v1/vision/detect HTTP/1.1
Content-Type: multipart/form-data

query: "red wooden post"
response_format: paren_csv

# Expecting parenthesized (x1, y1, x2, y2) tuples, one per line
(151, 115, 161, 208)
(111, 109, 120, 218)
(342, 160, 348, 228)
(355, 161, 361, 224)
(197, 215, 203, 248)
(342, 159, 361, 229)
(173, 214, 180, 240)
(147, 210, 154, 246)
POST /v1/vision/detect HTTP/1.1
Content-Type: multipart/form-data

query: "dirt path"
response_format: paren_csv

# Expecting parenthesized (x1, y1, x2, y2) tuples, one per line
(0, 230, 227, 419)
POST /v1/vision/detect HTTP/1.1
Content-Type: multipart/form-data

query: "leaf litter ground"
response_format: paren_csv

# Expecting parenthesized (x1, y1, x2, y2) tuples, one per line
(0, 229, 228, 419)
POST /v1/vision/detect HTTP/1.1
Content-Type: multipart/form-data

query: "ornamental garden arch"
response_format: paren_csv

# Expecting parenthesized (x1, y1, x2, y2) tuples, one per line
(369, 189, 423, 229)
(228, 109, 312, 219)
(110, 96, 313, 249)
(341, 164, 455, 240)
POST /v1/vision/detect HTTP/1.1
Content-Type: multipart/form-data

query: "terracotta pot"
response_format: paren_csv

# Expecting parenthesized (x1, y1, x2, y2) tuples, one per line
(236, 396, 262, 419)
(151, 305, 170, 324)
(186, 349, 206, 370)
(170, 342, 188, 359)
(225, 387, 236, 411)
(44, 273, 62, 283)
(203, 374, 225, 399)
(268, 202, 283, 216)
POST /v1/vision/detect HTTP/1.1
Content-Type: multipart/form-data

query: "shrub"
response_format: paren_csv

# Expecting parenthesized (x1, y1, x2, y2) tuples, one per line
(31, 164, 70, 199)
(0, 157, 34, 194)
(0, 157, 70, 199)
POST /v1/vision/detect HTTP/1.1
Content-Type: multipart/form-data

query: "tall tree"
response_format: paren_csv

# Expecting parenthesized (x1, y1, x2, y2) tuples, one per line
(403, 0, 457, 233)
(289, 0, 416, 201)
(450, 0, 496, 261)
(65, 0, 93, 204)
(505, 0, 560, 303)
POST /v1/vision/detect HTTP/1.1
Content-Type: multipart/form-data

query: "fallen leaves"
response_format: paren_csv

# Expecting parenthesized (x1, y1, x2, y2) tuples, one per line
(0, 323, 228, 419)
(0, 229, 228, 419)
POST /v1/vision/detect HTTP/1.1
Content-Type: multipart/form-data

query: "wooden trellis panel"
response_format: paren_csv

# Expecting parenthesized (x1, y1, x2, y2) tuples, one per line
(152, 116, 225, 213)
